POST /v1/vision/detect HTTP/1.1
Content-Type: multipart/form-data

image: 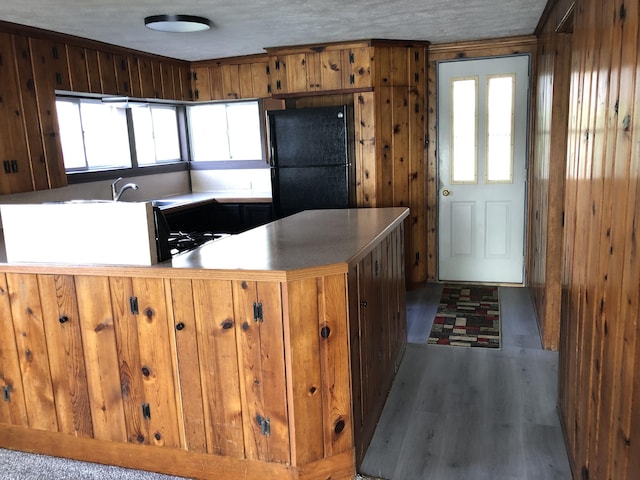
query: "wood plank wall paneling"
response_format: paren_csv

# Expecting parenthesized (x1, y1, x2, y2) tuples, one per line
(544, 0, 640, 478)
(427, 36, 537, 283)
(0, 22, 191, 195)
(0, 273, 29, 427)
(529, 2, 573, 350)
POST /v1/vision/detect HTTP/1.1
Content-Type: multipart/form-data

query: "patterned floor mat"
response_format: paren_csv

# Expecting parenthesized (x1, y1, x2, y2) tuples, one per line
(428, 284, 500, 349)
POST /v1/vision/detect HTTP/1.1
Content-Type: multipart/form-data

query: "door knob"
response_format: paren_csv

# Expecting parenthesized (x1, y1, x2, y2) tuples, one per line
(442, 189, 451, 197)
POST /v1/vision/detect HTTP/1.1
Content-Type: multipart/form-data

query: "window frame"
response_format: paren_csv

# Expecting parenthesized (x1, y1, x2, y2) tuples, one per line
(56, 92, 189, 184)
(186, 98, 268, 170)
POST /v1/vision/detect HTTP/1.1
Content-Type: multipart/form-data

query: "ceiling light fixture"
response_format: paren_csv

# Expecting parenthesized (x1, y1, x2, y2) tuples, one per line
(144, 14, 211, 33)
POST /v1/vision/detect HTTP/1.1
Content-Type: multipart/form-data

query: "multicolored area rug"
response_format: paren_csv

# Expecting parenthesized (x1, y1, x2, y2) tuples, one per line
(428, 284, 501, 349)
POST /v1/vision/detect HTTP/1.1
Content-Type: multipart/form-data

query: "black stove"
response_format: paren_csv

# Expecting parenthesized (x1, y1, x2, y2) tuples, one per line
(167, 231, 229, 256)
(153, 206, 229, 262)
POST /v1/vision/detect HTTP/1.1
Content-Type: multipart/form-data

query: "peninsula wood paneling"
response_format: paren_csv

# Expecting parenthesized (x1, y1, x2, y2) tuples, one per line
(552, 0, 640, 478)
(529, 0, 573, 350)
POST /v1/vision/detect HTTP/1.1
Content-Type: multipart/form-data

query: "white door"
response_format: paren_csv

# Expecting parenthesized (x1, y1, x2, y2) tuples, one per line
(437, 55, 529, 283)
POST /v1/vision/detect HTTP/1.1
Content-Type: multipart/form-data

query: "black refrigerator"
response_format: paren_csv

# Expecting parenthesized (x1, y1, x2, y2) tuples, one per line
(268, 105, 355, 218)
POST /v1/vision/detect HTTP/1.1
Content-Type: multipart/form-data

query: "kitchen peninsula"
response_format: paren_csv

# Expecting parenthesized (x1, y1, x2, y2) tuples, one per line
(0, 207, 408, 480)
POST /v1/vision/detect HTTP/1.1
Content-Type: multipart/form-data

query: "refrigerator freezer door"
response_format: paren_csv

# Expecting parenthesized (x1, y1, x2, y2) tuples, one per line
(269, 106, 349, 167)
(272, 165, 350, 218)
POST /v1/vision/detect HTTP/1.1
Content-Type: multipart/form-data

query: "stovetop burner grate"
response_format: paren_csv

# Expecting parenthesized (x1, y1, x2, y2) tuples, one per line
(167, 231, 229, 255)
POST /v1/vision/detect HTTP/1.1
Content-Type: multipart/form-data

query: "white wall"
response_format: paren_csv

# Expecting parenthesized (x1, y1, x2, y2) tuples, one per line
(190, 169, 271, 196)
(0, 171, 191, 205)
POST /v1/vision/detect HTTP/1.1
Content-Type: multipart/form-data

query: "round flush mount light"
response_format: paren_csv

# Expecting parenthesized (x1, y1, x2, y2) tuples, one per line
(144, 14, 212, 33)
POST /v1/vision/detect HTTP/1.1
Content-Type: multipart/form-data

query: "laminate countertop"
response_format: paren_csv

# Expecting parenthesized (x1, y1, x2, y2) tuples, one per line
(171, 207, 409, 277)
(0, 207, 409, 281)
(152, 191, 272, 213)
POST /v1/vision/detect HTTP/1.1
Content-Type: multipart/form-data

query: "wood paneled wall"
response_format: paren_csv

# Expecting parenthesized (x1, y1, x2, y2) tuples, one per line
(529, 0, 574, 350)
(286, 45, 428, 288)
(552, 0, 640, 478)
(0, 21, 190, 195)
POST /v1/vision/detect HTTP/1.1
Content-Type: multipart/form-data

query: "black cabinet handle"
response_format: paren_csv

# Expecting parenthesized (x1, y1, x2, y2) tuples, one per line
(176, 322, 185, 331)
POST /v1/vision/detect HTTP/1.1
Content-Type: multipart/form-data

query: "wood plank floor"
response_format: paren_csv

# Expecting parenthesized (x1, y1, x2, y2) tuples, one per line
(359, 285, 572, 480)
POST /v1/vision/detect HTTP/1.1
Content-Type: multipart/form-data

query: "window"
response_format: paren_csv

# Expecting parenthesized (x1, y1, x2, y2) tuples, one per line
(57, 98, 131, 171)
(56, 96, 182, 173)
(131, 105, 181, 165)
(188, 101, 262, 162)
(450, 77, 478, 184)
(486, 74, 515, 183)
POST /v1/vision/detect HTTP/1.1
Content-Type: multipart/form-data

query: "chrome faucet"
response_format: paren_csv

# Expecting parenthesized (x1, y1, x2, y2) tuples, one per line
(111, 176, 139, 201)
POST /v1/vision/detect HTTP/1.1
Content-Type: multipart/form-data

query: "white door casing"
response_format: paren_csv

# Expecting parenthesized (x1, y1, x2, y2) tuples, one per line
(437, 55, 529, 283)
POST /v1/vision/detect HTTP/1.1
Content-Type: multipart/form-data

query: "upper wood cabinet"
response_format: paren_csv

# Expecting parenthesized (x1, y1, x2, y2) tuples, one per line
(265, 44, 374, 95)
(0, 34, 35, 194)
(192, 66, 212, 101)
(342, 47, 371, 89)
(190, 57, 272, 100)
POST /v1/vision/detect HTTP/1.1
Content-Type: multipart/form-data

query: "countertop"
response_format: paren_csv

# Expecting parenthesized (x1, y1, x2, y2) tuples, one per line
(153, 191, 272, 213)
(171, 207, 408, 274)
(0, 207, 409, 281)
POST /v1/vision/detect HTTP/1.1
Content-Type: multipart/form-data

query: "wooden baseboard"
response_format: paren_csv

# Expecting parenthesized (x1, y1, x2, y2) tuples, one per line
(0, 425, 356, 480)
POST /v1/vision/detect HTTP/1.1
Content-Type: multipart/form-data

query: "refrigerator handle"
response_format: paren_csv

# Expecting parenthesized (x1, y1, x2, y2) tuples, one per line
(269, 145, 275, 167)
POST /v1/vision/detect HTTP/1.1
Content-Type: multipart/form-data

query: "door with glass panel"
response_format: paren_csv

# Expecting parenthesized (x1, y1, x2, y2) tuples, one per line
(437, 55, 529, 283)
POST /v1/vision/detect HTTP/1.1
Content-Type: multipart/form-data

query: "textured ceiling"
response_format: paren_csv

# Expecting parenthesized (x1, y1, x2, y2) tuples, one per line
(0, 0, 546, 61)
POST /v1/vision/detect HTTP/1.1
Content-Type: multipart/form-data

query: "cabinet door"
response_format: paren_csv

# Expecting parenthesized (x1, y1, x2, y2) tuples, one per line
(175, 64, 191, 100)
(319, 50, 343, 91)
(191, 279, 245, 457)
(269, 55, 287, 94)
(305, 53, 322, 91)
(114, 54, 131, 95)
(192, 66, 212, 101)
(168, 279, 208, 453)
(138, 57, 156, 98)
(342, 47, 371, 89)
(284, 53, 307, 93)
(232, 280, 290, 463)
(127, 55, 143, 98)
(0, 33, 34, 194)
(150, 60, 163, 98)
(38, 274, 93, 438)
(97, 51, 118, 94)
(109, 277, 181, 448)
(221, 64, 240, 99)
(75, 276, 128, 442)
(160, 63, 176, 99)
(66, 44, 90, 92)
(251, 61, 271, 97)
(238, 63, 254, 98)
(209, 65, 224, 99)
(84, 48, 102, 94)
(242, 203, 274, 230)
(5, 273, 58, 431)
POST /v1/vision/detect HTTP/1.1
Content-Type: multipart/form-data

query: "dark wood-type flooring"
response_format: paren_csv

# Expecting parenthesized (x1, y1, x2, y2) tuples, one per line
(359, 284, 571, 480)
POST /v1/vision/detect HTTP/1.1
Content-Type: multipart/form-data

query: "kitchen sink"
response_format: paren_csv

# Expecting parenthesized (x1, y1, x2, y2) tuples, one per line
(151, 199, 179, 207)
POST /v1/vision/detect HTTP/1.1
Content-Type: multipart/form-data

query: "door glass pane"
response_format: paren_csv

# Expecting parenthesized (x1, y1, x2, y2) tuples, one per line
(486, 74, 514, 182)
(451, 77, 477, 183)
